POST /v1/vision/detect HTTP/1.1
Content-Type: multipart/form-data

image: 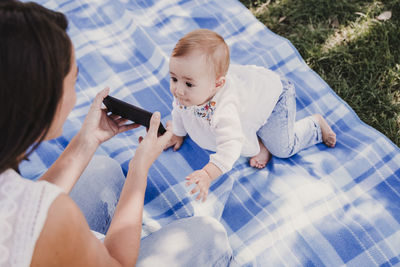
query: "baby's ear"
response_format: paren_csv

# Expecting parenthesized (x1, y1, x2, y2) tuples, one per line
(215, 76, 226, 90)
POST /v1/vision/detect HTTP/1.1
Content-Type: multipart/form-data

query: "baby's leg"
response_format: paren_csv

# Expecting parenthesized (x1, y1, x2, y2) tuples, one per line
(313, 114, 336, 147)
(257, 77, 332, 159)
(250, 138, 272, 169)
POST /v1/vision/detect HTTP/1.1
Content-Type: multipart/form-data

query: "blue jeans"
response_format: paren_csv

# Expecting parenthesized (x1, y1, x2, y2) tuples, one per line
(70, 155, 124, 234)
(257, 78, 322, 158)
(71, 156, 233, 266)
(137, 216, 233, 267)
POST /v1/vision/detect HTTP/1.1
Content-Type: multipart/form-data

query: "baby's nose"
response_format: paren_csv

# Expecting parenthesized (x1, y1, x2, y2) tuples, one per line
(175, 84, 185, 96)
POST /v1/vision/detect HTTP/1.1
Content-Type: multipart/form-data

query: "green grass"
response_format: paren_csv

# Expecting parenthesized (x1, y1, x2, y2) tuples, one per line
(240, 0, 400, 146)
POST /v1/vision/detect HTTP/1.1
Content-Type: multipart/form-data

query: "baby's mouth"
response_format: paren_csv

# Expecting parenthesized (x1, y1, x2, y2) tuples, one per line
(177, 97, 186, 104)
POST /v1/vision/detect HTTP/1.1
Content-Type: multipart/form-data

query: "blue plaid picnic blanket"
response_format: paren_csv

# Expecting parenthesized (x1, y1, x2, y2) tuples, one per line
(20, 0, 400, 266)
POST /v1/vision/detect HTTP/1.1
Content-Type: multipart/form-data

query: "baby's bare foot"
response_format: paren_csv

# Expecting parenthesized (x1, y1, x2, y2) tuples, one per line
(313, 114, 336, 148)
(250, 139, 272, 169)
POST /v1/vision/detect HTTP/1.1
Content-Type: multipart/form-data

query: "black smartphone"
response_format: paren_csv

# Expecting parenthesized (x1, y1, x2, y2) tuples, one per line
(103, 95, 166, 134)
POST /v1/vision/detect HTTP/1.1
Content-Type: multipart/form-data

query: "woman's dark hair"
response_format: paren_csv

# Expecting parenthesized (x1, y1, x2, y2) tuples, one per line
(0, 1, 72, 173)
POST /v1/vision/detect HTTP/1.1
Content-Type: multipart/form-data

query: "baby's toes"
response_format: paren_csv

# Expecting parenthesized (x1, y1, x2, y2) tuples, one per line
(324, 134, 336, 147)
(249, 158, 257, 167)
(256, 161, 266, 169)
(329, 133, 337, 145)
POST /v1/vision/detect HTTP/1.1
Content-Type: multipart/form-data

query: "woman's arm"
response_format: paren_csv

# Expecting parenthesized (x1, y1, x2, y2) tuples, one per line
(185, 103, 244, 202)
(39, 88, 139, 193)
(104, 112, 172, 265)
(38, 131, 99, 193)
(32, 112, 172, 267)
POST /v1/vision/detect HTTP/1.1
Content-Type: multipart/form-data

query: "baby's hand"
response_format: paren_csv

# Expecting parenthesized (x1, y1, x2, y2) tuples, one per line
(164, 134, 184, 151)
(186, 169, 212, 202)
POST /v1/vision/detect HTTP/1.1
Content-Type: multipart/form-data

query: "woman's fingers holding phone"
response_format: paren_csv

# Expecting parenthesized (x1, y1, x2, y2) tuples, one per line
(149, 112, 173, 143)
(93, 87, 110, 110)
(131, 112, 172, 170)
(147, 112, 161, 137)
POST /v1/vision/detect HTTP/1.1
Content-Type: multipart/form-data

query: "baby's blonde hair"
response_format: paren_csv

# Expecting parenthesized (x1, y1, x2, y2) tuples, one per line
(171, 29, 230, 78)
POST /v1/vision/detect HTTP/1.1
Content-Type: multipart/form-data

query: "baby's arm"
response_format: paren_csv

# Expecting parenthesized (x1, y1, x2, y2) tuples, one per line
(187, 103, 244, 202)
(185, 162, 222, 202)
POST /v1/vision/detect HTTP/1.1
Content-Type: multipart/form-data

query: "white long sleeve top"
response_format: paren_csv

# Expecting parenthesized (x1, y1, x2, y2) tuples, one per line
(171, 64, 283, 173)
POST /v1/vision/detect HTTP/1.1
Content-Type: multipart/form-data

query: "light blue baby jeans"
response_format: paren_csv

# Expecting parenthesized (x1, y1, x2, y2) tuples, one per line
(257, 78, 322, 158)
(71, 155, 233, 267)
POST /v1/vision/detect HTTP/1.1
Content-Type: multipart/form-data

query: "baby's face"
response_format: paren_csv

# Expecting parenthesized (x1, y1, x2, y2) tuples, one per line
(169, 51, 218, 107)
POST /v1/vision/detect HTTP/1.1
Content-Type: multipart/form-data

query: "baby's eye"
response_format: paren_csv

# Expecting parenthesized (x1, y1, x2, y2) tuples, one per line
(171, 77, 177, 82)
(186, 82, 193, 88)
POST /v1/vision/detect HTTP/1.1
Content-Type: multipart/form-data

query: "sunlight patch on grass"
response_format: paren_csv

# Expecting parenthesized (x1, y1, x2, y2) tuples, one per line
(322, 1, 387, 53)
(322, 18, 375, 53)
(253, 0, 271, 15)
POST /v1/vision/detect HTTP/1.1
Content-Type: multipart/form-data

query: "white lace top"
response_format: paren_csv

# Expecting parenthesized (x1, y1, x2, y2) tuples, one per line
(0, 169, 62, 267)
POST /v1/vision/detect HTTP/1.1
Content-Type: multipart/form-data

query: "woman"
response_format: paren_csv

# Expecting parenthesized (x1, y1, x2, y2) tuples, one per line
(0, 1, 233, 266)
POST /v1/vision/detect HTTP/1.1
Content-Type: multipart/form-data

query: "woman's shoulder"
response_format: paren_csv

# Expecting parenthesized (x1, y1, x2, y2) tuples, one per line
(0, 169, 63, 216)
(0, 168, 60, 190)
(31, 193, 120, 266)
(0, 170, 116, 266)
(0, 169, 64, 266)
(31, 194, 95, 266)
(0, 169, 63, 211)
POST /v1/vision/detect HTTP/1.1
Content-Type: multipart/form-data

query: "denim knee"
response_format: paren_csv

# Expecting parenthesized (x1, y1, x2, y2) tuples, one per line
(70, 155, 125, 234)
(268, 145, 295, 158)
(90, 155, 124, 177)
(190, 216, 230, 245)
(137, 216, 233, 267)
(76, 155, 125, 193)
(189, 216, 233, 266)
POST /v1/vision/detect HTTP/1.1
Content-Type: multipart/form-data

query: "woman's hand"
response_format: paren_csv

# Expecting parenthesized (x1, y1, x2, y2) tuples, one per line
(129, 112, 173, 171)
(80, 88, 140, 146)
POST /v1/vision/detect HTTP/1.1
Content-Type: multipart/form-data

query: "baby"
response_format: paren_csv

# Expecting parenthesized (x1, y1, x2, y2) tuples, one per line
(165, 29, 336, 202)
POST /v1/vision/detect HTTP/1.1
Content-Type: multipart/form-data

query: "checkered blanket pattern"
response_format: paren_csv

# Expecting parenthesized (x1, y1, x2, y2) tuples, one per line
(20, 0, 400, 266)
